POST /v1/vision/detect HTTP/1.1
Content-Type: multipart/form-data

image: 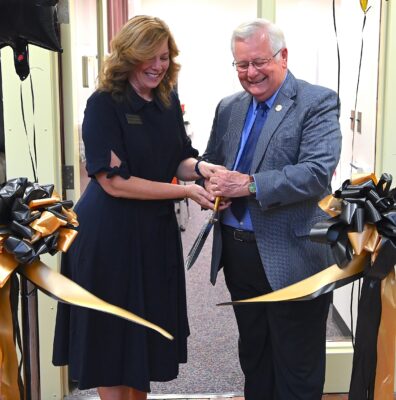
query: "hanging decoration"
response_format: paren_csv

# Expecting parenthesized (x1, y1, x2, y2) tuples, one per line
(0, 0, 64, 181)
(360, 0, 369, 12)
(0, 0, 62, 80)
(332, 0, 341, 118)
(350, 1, 372, 176)
(0, 178, 173, 400)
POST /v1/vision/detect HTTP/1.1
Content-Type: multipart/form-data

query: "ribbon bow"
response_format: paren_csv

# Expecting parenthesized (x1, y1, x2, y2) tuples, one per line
(218, 173, 396, 398)
(0, 178, 172, 400)
(312, 173, 396, 399)
(0, 177, 78, 266)
(311, 173, 396, 276)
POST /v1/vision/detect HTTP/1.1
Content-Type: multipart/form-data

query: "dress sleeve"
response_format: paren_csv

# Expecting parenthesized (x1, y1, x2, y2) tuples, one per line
(82, 92, 130, 179)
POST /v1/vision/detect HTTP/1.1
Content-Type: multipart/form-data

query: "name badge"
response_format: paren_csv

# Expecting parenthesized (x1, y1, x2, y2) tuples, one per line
(125, 114, 143, 125)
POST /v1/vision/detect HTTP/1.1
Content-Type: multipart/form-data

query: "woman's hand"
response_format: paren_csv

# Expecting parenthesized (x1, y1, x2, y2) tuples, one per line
(184, 184, 215, 210)
(196, 160, 226, 179)
(176, 158, 225, 181)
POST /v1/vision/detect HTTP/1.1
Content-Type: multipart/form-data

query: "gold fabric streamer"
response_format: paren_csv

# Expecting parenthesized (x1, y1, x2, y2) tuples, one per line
(0, 254, 18, 288)
(227, 174, 382, 305)
(220, 173, 395, 398)
(19, 260, 173, 340)
(0, 256, 173, 400)
(0, 183, 173, 399)
(220, 252, 367, 304)
(0, 280, 19, 400)
(0, 257, 19, 399)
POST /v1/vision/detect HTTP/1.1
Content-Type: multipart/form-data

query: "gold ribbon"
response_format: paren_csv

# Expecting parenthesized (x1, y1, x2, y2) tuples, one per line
(0, 185, 173, 399)
(220, 173, 395, 399)
(0, 256, 173, 400)
(56, 228, 78, 252)
(0, 279, 20, 400)
(30, 210, 67, 236)
(0, 253, 19, 289)
(225, 173, 383, 305)
(220, 252, 367, 304)
(19, 260, 173, 340)
(0, 253, 20, 400)
(28, 194, 61, 208)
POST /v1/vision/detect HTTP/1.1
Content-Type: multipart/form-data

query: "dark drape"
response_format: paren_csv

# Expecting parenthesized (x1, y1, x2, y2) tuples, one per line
(107, 0, 128, 49)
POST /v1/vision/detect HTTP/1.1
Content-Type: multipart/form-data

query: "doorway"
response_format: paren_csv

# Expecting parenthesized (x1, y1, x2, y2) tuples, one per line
(62, 0, 382, 397)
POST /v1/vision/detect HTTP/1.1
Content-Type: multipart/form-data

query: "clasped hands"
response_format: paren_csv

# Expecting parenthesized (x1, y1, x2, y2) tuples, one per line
(195, 161, 251, 211)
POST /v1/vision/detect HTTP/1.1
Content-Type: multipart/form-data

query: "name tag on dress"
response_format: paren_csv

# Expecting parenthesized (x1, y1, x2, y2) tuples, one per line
(125, 114, 143, 125)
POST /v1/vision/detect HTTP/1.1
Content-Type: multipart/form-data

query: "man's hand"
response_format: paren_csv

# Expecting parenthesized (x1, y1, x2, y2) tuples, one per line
(208, 170, 250, 198)
(203, 178, 232, 211)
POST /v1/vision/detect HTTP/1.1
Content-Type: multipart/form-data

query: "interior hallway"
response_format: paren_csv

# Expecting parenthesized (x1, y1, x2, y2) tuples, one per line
(67, 184, 357, 399)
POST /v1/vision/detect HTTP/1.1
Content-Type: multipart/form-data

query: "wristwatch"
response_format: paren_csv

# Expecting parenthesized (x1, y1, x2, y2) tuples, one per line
(248, 175, 256, 196)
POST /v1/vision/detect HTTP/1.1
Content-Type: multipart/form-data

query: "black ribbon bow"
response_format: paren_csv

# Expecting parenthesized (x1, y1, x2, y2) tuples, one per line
(0, 177, 77, 265)
(310, 173, 396, 273)
(310, 173, 396, 399)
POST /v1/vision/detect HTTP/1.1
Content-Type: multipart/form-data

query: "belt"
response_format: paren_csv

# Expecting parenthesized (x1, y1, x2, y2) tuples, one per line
(222, 224, 256, 242)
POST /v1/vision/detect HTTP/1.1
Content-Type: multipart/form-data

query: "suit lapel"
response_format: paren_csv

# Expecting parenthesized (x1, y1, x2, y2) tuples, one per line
(251, 72, 297, 172)
(224, 93, 252, 170)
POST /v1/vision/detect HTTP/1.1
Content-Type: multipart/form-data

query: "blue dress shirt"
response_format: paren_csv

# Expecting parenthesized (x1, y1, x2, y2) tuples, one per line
(221, 85, 283, 231)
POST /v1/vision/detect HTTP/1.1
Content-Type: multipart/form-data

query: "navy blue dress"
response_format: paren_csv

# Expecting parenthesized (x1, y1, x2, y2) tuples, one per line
(52, 87, 197, 392)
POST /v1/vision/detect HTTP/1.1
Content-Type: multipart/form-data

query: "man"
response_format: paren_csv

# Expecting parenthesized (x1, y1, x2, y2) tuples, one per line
(201, 19, 342, 400)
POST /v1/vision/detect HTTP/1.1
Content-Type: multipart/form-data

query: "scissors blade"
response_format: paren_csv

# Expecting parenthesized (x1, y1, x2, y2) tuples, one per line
(185, 220, 214, 270)
(185, 197, 220, 270)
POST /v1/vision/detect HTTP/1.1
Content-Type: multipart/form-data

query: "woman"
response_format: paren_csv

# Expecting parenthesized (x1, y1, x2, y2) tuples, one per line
(53, 15, 220, 400)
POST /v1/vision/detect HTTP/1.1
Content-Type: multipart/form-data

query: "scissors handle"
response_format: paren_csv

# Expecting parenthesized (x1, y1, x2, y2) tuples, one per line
(214, 196, 221, 211)
(209, 197, 221, 223)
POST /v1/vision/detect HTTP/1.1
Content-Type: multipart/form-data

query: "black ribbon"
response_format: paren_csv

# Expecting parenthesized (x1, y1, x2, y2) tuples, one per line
(0, 177, 76, 265)
(310, 174, 396, 271)
(310, 173, 396, 399)
(10, 274, 25, 400)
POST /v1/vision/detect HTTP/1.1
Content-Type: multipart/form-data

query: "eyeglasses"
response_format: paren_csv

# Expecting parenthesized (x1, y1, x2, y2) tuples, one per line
(232, 49, 282, 72)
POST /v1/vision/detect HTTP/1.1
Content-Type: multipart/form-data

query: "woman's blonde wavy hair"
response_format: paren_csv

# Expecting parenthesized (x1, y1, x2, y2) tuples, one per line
(98, 15, 180, 107)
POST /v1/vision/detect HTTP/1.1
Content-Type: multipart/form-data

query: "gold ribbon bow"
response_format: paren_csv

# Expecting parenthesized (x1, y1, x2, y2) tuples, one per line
(219, 173, 396, 398)
(0, 188, 172, 400)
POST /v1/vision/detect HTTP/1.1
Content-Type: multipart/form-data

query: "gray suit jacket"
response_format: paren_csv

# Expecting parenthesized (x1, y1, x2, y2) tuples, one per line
(203, 71, 342, 290)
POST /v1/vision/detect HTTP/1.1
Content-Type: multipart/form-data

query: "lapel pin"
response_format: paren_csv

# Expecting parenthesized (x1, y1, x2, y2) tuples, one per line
(275, 104, 282, 112)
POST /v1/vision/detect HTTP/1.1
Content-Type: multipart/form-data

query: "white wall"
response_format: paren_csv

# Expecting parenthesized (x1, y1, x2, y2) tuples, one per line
(75, 0, 98, 129)
(277, 0, 381, 332)
(130, 0, 256, 152)
(278, 0, 380, 187)
(128, 0, 382, 333)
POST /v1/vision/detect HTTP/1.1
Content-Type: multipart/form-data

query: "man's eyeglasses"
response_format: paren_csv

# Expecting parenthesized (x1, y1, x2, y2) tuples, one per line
(232, 49, 282, 72)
